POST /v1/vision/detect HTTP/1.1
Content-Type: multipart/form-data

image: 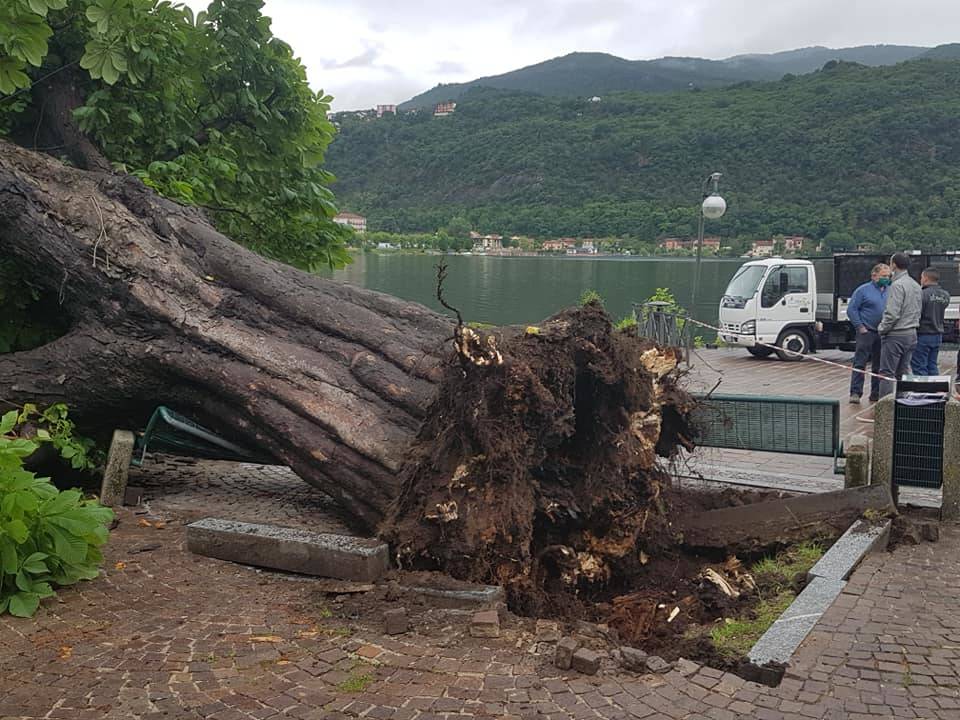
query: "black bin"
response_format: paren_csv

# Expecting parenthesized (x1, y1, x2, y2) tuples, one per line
(891, 375, 951, 503)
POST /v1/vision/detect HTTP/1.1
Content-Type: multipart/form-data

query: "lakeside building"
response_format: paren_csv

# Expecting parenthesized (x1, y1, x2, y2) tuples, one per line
(542, 238, 577, 252)
(333, 212, 367, 233)
(472, 233, 503, 251)
(658, 236, 721, 251)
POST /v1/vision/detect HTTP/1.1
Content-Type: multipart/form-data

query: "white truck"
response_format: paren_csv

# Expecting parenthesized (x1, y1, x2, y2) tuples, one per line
(717, 253, 960, 361)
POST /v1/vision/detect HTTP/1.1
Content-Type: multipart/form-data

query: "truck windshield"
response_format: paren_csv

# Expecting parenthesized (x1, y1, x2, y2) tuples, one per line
(724, 265, 766, 299)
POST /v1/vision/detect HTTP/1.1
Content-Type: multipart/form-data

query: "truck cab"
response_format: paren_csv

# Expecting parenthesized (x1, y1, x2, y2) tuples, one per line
(718, 258, 818, 361)
(719, 252, 960, 361)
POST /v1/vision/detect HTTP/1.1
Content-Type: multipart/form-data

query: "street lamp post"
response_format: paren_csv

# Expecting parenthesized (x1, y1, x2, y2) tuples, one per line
(691, 172, 726, 323)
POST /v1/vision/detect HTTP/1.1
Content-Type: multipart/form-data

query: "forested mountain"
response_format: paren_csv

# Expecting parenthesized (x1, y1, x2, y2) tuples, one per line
(398, 44, 933, 110)
(327, 59, 960, 250)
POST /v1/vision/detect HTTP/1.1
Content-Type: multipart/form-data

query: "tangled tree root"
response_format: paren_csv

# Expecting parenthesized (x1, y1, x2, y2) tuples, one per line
(380, 302, 696, 615)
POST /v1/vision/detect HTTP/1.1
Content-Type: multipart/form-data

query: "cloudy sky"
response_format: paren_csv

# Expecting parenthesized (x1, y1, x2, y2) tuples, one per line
(187, 0, 960, 110)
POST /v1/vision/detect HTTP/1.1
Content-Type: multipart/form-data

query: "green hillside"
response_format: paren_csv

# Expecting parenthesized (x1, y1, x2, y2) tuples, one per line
(398, 45, 930, 110)
(327, 59, 960, 250)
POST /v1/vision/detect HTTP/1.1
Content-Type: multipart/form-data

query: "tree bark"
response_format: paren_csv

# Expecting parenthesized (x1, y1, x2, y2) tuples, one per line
(0, 141, 452, 530)
(15, 68, 113, 173)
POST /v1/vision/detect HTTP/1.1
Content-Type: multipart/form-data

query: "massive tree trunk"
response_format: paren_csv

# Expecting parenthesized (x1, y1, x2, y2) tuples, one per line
(0, 140, 452, 530)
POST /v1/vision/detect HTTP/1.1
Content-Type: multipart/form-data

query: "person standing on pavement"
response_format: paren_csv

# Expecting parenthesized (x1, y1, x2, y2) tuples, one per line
(847, 263, 891, 404)
(911, 267, 951, 376)
(878, 252, 923, 398)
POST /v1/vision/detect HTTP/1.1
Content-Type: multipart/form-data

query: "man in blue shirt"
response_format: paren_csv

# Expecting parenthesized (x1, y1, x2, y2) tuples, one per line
(847, 263, 891, 403)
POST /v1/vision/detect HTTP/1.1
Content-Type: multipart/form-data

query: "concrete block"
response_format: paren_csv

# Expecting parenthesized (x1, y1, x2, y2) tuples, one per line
(571, 648, 601, 675)
(645, 655, 673, 674)
(619, 646, 647, 672)
(942, 399, 960, 521)
(871, 396, 895, 494)
(554, 637, 580, 670)
(748, 576, 846, 668)
(124, 485, 145, 506)
(185, 518, 389, 582)
(383, 607, 408, 635)
(843, 434, 871, 488)
(920, 521, 940, 542)
(535, 619, 561, 643)
(469, 610, 500, 638)
(808, 518, 891, 581)
(100, 429, 135, 507)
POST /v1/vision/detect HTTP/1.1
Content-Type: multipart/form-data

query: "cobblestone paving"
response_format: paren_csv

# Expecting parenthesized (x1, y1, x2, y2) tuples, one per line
(2, 460, 960, 719)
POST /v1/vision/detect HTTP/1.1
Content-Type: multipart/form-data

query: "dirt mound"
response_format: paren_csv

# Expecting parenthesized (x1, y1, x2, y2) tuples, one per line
(380, 302, 696, 615)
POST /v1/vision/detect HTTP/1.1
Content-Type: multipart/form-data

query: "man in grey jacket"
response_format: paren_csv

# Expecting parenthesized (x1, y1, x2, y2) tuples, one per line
(878, 252, 923, 398)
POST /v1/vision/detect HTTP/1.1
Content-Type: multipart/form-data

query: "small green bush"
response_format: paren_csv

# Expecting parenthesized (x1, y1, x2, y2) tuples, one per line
(16, 403, 99, 471)
(579, 289, 603, 306)
(0, 409, 113, 617)
(614, 315, 638, 332)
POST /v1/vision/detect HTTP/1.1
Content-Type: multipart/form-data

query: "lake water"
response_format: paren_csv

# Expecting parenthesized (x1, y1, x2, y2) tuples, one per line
(320, 253, 746, 327)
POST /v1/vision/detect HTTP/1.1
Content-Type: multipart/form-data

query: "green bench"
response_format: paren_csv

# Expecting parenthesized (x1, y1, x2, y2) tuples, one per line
(99, 406, 273, 506)
(691, 393, 844, 474)
(132, 406, 273, 467)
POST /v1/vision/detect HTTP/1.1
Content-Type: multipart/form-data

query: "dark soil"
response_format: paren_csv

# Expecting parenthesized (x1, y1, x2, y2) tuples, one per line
(377, 303, 811, 669)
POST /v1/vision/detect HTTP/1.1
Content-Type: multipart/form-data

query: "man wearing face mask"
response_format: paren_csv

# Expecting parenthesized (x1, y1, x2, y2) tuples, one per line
(878, 252, 923, 398)
(847, 263, 891, 404)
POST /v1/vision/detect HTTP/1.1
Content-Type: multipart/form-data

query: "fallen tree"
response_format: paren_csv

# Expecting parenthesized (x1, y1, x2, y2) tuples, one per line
(0, 144, 696, 587)
(0, 141, 450, 529)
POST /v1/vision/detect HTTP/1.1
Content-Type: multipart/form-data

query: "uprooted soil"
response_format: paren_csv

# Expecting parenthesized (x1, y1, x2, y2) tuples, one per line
(378, 301, 848, 670)
(380, 301, 698, 616)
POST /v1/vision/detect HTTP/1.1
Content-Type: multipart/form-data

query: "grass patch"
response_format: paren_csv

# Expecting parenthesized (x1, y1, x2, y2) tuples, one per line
(711, 592, 794, 659)
(751, 541, 824, 594)
(337, 672, 375, 693)
(709, 541, 827, 660)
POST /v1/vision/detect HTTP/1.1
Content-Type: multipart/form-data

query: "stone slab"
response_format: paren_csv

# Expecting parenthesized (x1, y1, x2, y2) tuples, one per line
(807, 518, 891, 581)
(942, 399, 960, 521)
(748, 576, 846, 668)
(100, 429, 135, 507)
(871, 396, 895, 494)
(186, 518, 389, 582)
(843, 434, 871, 489)
(399, 583, 503, 605)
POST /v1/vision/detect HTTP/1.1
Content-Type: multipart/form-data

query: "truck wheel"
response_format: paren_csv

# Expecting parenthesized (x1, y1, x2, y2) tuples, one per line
(775, 329, 810, 361)
(747, 346, 774, 358)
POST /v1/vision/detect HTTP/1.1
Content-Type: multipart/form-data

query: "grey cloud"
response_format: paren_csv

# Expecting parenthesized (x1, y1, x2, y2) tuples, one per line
(263, 0, 960, 110)
(320, 46, 382, 70)
(433, 60, 466, 74)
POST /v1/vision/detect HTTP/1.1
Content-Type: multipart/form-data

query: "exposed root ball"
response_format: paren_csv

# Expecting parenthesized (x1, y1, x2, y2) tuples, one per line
(380, 302, 696, 614)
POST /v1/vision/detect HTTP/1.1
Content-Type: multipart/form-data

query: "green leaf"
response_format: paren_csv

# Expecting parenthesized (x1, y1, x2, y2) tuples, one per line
(48, 526, 87, 565)
(4, 519, 29, 544)
(80, 38, 128, 85)
(21, 552, 48, 575)
(27, 0, 69, 16)
(0, 539, 18, 575)
(3, 11, 53, 67)
(41, 488, 81, 515)
(0, 410, 18, 435)
(8, 591, 40, 618)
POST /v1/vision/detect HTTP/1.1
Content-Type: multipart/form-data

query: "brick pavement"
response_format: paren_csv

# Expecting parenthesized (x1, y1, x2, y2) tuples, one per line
(2, 461, 960, 719)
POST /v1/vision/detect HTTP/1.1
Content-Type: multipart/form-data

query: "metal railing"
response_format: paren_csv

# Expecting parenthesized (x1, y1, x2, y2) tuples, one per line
(632, 301, 694, 364)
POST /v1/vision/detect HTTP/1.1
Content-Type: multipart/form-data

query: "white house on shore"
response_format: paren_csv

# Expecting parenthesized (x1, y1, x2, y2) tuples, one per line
(333, 212, 367, 233)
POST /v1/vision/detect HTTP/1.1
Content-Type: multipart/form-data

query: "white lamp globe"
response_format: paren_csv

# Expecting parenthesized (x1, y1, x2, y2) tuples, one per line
(702, 194, 727, 219)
